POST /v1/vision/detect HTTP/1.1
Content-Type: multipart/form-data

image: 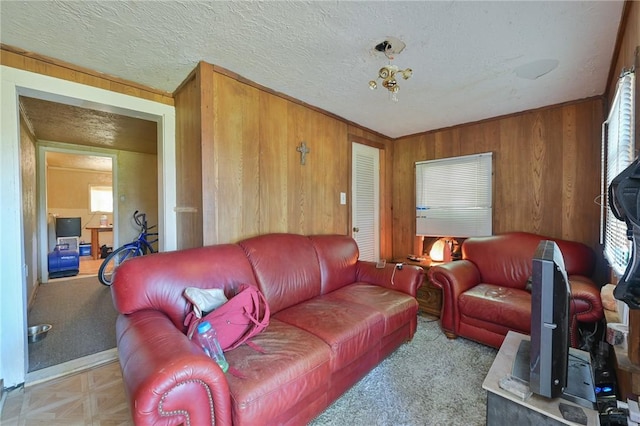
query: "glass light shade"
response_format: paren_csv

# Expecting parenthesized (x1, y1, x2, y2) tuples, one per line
(382, 78, 397, 89)
(429, 238, 452, 262)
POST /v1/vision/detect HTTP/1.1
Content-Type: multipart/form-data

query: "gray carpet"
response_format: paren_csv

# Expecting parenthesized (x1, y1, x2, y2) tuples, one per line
(310, 316, 498, 426)
(27, 276, 117, 372)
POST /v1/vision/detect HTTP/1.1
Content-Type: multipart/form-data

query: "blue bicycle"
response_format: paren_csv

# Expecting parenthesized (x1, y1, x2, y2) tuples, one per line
(98, 210, 158, 286)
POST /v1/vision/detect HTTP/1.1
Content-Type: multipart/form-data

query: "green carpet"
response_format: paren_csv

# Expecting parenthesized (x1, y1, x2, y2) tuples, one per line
(27, 276, 117, 372)
(310, 316, 497, 426)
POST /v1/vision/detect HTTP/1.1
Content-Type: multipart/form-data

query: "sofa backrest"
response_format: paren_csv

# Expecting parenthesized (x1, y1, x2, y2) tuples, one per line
(111, 244, 259, 331)
(239, 233, 322, 314)
(462, 232, 596, 289)
(309, 234, 359, 294)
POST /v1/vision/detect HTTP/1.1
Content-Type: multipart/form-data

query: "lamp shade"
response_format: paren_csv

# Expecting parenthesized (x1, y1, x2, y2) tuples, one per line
(429, 238, 452, 262)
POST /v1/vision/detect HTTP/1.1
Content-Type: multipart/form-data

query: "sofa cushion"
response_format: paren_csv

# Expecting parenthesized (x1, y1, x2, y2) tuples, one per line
(274, 296, 385, 371)
(458, 283, 531, 333)
(327, 283, 419, 335)
(239, 234, 321, 314)
(308, 235, 359, 294)
(225, 319, 331, 425)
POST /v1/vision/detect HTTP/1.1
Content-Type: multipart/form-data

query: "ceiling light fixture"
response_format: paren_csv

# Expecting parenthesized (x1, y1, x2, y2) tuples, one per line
(369, 38, 413, 102)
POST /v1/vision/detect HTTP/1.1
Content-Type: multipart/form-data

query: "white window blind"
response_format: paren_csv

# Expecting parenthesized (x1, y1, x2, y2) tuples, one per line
(90, 185, 113, 213)
(602, 71, 635, 277)
(416, 152, 493, 237)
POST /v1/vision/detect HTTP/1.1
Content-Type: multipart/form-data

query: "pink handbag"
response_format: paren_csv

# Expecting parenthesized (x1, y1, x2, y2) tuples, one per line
(185, 284, 270, 352)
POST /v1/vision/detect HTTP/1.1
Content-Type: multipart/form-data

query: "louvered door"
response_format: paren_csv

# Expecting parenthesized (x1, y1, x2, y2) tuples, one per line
(351, 143, 380, 262)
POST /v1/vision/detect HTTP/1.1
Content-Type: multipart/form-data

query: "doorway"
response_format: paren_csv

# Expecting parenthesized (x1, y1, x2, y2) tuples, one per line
(41, 149, 115, 282)
(1, 66, 177, 388)
(28, 117, 160, 379)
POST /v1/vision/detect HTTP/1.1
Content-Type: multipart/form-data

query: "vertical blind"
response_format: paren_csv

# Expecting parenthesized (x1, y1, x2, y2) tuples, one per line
(602, 71, 635, 276)
(416, 152, 493, 237)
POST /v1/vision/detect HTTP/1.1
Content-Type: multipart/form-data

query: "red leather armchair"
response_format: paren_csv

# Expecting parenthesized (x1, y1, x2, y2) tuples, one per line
(428, 232, 604, 349)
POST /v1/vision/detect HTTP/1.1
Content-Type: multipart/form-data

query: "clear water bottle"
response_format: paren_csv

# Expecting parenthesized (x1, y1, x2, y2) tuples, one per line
(196, 321, 229, 373)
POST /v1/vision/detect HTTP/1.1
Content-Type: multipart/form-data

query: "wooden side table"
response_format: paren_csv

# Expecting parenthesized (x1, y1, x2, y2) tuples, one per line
(394, 257, 443, 317)
(86, 226, 113, 260)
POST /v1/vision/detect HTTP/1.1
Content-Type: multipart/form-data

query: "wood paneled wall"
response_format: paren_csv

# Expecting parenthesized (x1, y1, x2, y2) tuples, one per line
(391, 98, 605, 265)
(174, 67, 205, 249)
(174, 62, 395, 255)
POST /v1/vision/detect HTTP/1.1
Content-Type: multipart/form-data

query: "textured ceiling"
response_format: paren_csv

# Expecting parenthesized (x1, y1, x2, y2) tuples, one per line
(20, 97, 158, 154)
(1, 1, 625, 138)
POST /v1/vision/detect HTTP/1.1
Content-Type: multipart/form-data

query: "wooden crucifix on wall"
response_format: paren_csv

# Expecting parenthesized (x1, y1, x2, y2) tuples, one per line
(297, 141, 310, 165)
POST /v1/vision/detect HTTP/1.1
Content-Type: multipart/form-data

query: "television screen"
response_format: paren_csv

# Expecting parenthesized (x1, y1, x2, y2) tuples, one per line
(55, 217, 81, 238)
(511, 239, 596, 408)
(529, 240, 570, 399)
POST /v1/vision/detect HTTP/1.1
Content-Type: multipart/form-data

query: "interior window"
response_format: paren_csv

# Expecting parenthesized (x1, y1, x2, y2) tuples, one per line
(602, 71, 635, 277)
(89, 185, 113, 213)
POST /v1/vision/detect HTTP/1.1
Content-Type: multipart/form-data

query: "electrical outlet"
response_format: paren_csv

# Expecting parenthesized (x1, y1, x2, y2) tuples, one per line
(340, 192, 347, 205)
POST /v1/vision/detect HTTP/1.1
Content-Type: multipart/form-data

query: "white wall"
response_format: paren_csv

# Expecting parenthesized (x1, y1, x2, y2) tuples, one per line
(0, 65, 177, 387)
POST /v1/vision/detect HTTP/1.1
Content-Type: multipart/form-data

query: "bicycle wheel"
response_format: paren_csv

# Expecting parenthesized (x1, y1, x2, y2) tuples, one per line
(98, 245, 142, 286)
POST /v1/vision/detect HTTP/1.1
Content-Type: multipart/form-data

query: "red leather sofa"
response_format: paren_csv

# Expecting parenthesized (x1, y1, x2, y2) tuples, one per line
(111, 233, 423, 425)
(428, 232, 604, 349)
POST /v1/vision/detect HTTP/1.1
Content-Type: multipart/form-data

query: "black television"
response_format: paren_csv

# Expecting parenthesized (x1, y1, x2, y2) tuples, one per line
(512, 240, 596, 409)
(529, 239, 570, 398)
(55, 217, 81, 238)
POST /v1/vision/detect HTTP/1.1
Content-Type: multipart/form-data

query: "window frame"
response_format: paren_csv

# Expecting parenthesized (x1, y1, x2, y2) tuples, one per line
(602, 71, 635, 277)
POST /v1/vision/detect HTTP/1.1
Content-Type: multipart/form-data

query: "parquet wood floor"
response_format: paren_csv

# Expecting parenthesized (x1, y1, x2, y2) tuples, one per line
(1, 360, 133, 425)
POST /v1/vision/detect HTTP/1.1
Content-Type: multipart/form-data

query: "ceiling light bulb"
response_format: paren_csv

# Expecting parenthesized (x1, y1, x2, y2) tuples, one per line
(369, 81, 378, 90)
(382, 78, 397, 89)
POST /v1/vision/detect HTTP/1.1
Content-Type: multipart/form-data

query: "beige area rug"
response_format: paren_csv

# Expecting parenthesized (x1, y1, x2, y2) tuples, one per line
(310, 316, 497, 426)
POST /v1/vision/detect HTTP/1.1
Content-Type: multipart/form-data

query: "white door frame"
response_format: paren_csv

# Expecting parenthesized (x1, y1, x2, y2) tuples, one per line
(0, 65, 177, 387)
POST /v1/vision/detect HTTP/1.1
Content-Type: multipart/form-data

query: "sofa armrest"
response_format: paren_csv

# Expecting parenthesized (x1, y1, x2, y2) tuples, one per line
(427, 260, 482, 335)
(116, 310, 233, 426)
(356, 261, 424, 297)
(569, 275, 605, 323)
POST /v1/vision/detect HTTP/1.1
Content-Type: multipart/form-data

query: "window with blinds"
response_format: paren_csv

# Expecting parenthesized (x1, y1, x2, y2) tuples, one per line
(416, 152, 493, 237)
(602, 71, 635, 277)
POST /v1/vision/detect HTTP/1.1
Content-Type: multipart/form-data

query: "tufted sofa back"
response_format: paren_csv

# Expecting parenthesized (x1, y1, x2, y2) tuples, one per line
(112, 233, 367, 326)
(461, 232, 596, 289)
